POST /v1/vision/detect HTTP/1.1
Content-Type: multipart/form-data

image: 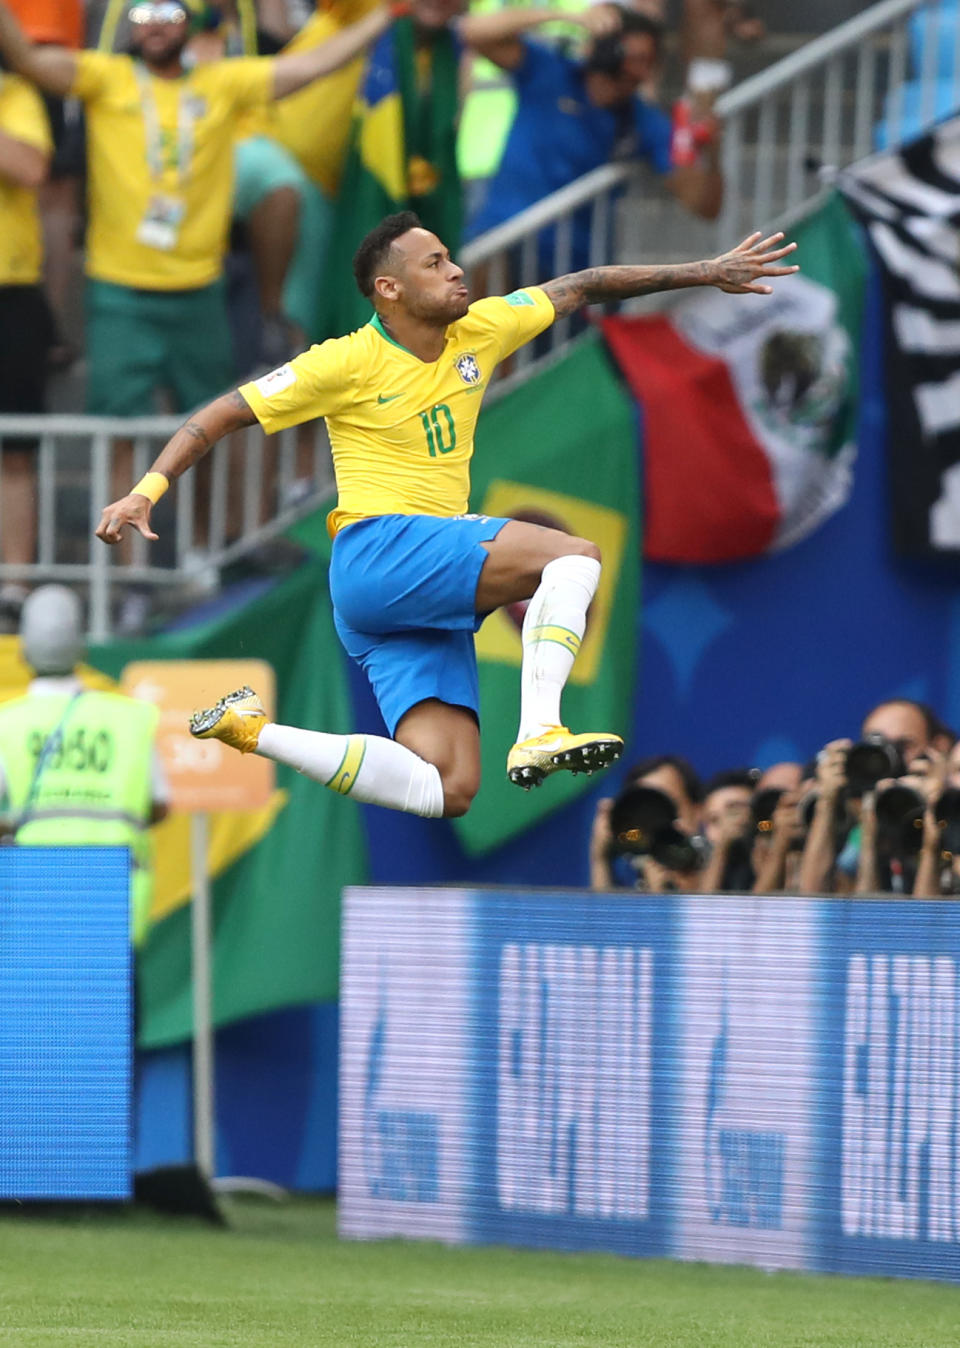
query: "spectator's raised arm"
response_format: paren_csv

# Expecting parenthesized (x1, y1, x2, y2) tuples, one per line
(0, 3, 77, 96)
(666, 133, 723, 220)
(270, 2, 398, 100)
(460, 5, 620, 71)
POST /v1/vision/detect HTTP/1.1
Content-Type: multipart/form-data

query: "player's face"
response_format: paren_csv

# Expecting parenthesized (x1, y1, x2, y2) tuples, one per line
(389, 229, 470, 323)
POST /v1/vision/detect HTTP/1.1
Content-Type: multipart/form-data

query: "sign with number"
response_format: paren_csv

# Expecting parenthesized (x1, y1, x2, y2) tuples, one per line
(121, 660, 276, 813)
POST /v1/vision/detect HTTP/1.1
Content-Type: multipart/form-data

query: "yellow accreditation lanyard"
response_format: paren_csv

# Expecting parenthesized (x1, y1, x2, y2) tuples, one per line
(133, 61, 198, 251)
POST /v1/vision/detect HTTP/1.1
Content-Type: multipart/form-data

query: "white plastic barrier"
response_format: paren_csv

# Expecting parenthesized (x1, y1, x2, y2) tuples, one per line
(341, 887, 960, 1280)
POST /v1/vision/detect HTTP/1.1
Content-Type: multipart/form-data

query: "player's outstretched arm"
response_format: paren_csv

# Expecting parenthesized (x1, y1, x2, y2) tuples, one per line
(95, 391, 257, 545)
(540, 231, 799, 318)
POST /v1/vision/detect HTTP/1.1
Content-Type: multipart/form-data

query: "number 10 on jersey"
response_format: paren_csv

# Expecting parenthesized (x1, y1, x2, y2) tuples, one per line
(420, 404, 457, 456)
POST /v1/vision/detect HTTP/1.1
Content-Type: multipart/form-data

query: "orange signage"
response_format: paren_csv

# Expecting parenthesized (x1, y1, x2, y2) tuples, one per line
(121, 660, 276, 813)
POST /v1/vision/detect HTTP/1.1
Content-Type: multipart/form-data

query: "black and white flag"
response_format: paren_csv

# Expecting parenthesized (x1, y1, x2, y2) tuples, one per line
(841, 118, 960, 557)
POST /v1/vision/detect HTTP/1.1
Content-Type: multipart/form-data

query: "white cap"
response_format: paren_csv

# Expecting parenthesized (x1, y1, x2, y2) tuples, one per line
(20, 585, 85, 676)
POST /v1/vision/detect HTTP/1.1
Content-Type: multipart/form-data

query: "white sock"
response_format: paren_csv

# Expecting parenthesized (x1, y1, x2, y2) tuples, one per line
(517, 554, 601, 741)
(255, 724, 445, 817)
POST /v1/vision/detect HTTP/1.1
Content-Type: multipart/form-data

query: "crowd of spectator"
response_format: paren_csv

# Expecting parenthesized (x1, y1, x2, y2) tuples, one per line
(589, 698, 960, 898)
(0, 2, 751, 553)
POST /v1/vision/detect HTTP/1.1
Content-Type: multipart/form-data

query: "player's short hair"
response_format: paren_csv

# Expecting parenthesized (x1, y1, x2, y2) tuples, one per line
(353, 211, 424, 299)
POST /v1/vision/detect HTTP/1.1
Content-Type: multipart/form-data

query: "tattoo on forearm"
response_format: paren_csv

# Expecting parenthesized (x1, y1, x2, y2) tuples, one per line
(542, 261, 713, 317)
(226, 389, 258, 427)
(183, 420, 211, 449)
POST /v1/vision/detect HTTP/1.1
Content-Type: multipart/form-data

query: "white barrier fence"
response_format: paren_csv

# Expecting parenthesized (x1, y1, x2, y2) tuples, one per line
(342, 887, 960, 1280)
(0, 414, 333, 638)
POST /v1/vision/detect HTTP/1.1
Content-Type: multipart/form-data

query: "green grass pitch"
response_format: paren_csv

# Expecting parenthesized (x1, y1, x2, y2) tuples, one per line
(0, 1197, 958, 1347)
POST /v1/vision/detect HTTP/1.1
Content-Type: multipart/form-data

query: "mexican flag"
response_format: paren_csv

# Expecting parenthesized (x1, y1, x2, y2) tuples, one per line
(454, 336, 641, 856)
(602, 192, 867, 564)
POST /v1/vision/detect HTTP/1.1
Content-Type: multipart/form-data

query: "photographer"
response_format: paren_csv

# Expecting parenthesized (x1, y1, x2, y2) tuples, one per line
(589, 754, 703, 892)
(697, 769, 756, 893)
(797, 738, 851, 895)
(796, 711, 951, 895)
(906, 748, 952, 897)
(852, 702, 953, 895)
(861, 698, 937, 766)
(750, 783, 804, 894)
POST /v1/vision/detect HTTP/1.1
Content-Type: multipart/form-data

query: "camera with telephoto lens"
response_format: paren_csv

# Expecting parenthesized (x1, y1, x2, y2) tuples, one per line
(934, 787, 960, 858)
(844, 734, 909, 795)
(874, 781, 925, 858)
(609, 785, 705, 873)
(751, 786, 806, 851)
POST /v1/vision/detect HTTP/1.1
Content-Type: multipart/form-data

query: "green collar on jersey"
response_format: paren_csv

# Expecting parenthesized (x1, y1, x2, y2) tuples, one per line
(369, 312, 414, 355)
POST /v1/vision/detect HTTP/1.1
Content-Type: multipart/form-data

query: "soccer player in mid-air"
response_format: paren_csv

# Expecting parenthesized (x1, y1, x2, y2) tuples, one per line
(96, 213, 798, 821)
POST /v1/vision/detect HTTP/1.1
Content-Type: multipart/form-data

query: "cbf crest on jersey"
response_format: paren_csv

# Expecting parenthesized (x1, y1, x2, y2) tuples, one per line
(455, 353, 482, 386)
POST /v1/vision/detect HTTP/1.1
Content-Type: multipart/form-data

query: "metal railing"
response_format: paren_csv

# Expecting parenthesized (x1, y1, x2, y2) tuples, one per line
(715, 0, 960, 244)
(463, 0, 960, 300)
(0, 414, 334, 639)
(459, 162, 635, 391)
(8, 0, 958, 634)
(457, 0, 960, 395)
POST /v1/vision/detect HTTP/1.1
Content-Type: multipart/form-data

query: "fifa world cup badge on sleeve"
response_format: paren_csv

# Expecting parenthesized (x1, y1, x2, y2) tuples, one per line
(255, 364, 296, 397)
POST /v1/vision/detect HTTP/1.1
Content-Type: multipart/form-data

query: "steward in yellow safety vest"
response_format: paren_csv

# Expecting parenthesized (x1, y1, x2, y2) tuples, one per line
(0, 586, 169, 946)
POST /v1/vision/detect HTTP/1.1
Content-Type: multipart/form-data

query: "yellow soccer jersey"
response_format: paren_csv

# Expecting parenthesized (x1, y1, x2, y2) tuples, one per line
(0, 74, 52, 285)
(71, 52, 273, 290)
(240, 287, 556, 537)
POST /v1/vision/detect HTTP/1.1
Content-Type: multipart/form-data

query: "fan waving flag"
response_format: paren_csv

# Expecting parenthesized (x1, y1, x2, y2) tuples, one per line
(841, 117, 960, 558)
(602, 193, 867, 563)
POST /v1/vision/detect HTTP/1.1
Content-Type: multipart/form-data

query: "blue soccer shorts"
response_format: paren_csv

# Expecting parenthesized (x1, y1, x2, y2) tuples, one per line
(329, 513, 510, 736)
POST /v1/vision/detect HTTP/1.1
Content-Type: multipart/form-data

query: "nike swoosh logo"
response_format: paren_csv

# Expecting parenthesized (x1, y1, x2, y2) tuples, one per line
(377, 393, 402, 404)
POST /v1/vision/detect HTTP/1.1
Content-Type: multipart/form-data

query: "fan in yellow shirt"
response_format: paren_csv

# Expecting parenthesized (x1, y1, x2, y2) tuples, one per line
(193, 0, 383, 367)
(247, 0, 382, 200)
(0, 71, 51, 287)
(0, 0, 400, 414)
(0, 70, 53, 618)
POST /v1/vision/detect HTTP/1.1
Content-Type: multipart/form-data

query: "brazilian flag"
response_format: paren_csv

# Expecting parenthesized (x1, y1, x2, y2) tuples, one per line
(89, 561, 366, 1047)
(453, 336, 641, 855)
(324, 18, 462, 337)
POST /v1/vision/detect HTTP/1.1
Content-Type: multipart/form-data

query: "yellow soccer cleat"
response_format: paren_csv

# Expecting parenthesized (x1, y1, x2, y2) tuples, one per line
(189, 685, 267, 755)
(507, 726, 623, 790)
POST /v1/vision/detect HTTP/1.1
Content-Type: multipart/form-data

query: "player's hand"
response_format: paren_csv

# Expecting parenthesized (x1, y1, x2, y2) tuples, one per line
(711, 231, 799, 294)
(95, 494, 159, 545)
